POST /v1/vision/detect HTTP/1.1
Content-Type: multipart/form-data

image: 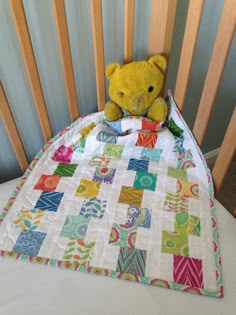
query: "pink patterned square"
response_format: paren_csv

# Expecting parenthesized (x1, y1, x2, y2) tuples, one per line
(173, 255, 203, 288)
(52, 145, 73, 163)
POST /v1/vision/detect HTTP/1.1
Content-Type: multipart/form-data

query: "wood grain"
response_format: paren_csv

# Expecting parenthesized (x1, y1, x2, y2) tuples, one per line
(9, 0, 52, 142)
(174, 0, 204, 111)
(0, 82, 28, 172)
(193, 0, 236, 146)
(148, 0, 177, 57)
(124, 0, 135, 63)
(90, 0, 106, 111)
(52, 0, 79, 122)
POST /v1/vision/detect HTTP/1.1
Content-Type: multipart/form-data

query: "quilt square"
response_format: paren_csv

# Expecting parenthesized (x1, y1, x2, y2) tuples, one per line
(74, 138, 86, 153)
(177, 150, 196, 170)
(52, 145, 73, 163)
(126, 206, 152, 228)
(35, 191, 64, 212)
(60, 215, 90, 239)
(97, 131, 118, 144)
(13, 230, 46, 256)
(141, 148, 162, 162)
(53, 163, 78, 177)
(134, 171, 157, 191)
(173, 255, 203, 288)
(88, 155, 110, 167)
(14, 208, 45, 231)
(34, 175, 61, 192)
(188, 215, 200, 237)
(103, 144, 124, 158)
(63, 238, 95, 267)
(116, 247, 147, 277)
(75, 179, 101, 198)
(118, 186, 144, 207)
(135, 133, 158, 148)
(162, 230, 189, 256)
(109, 223, 137, 248)
(93, 167, 116, 184)
(79, 198, 107, 219)
(127, 158, 149, 172)
(168, 167, 187, 181)
(164, 193, 189, 212)
(176, 180, 199, 199)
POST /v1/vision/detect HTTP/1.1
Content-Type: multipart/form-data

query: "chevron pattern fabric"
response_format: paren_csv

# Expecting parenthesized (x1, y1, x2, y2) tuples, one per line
(116, 247, 147, 276)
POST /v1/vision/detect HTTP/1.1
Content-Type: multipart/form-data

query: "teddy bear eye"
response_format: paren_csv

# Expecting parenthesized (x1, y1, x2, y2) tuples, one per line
(148, 86, 154, 93)
(118, 91, 124, 97)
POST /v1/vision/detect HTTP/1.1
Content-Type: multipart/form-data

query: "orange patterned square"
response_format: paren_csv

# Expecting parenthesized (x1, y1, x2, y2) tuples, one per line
(118, 185, 144, 207)
(135, 133, 158, 148)
(176, 180, 199, 199)
(34, 175, 61, 192)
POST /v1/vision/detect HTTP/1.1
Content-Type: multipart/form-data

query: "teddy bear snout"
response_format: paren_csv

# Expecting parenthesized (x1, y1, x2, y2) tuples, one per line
(135, 95, 144, 105)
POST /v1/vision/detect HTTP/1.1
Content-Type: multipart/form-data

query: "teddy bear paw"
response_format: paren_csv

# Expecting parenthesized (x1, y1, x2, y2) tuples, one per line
(104, 101, 123, 121)
(147, 97, 168, 122)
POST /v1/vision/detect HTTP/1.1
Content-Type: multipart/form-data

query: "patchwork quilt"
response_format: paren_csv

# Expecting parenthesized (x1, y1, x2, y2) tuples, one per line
(0, 92, 223, 297)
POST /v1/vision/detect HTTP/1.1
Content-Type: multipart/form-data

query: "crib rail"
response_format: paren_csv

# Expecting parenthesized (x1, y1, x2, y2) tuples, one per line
(0, 0, 235, 192)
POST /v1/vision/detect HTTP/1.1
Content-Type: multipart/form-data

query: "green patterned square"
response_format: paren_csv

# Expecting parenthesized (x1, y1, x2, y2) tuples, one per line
(162, 230, 189, 256)
(188, 215, 200, 236)
(167, 118, 184, 137)
(54, 163, 78, 177)
(103, 144, 124, 158)
(168, 167, 187, 181)
(133, 171, 157, 191)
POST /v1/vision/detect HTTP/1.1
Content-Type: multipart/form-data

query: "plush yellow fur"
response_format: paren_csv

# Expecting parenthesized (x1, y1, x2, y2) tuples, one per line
(104, 55, 168, 122)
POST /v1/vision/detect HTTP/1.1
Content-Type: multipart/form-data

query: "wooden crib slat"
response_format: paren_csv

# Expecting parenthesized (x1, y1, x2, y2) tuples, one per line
(212, 107, 236, 193)
(124, 0, 135, 63)
(52, 0, 79, 122)
(90, 0, 106, 111)
(174, 0, 204, 111)
(9, 0, 52, 142)
(0, 82, 28, 172)
(193, 0, 236, 146)
(148, 0, 177, 57)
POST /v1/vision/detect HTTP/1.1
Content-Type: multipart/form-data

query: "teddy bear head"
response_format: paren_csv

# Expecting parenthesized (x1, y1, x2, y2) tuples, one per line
(105, 55, 167, 115)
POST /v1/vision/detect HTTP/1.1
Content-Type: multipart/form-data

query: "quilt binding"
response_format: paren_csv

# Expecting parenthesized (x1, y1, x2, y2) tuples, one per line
(0, 91, 223, 298)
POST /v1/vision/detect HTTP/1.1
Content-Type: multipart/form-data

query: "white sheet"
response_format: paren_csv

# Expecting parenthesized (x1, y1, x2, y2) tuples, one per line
(0, 178, 235, 315)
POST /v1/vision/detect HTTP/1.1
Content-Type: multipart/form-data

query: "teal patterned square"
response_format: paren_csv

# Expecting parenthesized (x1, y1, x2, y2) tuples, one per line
(133, 172, 157, 191)
(60, 215, 90, 239)
(141, 148, 163, 162)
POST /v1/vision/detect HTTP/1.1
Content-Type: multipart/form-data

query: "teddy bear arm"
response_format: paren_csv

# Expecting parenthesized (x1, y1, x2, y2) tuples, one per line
(147, 97, 168, 122)
(104, 100, 123, 121)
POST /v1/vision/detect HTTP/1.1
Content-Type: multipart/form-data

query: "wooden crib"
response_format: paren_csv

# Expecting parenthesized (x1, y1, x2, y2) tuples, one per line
(0, 1, 236, 314)
(0, 0, 235, 194)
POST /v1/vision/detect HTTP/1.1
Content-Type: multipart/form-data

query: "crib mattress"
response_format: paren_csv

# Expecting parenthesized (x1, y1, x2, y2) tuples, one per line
(0, 93, 223, 298)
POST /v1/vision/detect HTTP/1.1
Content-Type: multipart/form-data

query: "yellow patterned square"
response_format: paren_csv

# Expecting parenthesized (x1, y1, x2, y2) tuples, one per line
(176, 180, 199, 199)
(75, 179, 101, 198)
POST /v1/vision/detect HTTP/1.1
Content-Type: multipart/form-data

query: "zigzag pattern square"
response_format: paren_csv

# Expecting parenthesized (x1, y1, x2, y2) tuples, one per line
(35, 191, 64, 212)
(116, 247, 147, 276)
(173, 255, 203, 288)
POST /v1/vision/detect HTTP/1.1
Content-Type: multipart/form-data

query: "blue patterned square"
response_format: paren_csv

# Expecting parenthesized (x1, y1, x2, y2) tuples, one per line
(127, 159, 149, 172)
(13, 230, 46, 256)
(80, 198, 107, 219)
(35, 191, 64, 212)
(126, 206, 152, 228)
(141, 148, 163, 162)
(60, 215, 90, 239)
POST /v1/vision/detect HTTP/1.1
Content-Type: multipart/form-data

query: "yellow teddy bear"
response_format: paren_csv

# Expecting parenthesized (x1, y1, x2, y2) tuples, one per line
(104, 54, 168, 122)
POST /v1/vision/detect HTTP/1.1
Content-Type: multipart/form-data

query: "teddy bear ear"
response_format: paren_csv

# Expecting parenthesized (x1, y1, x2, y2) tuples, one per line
(148, 55, 167, 72)
(105, 63, 121, 79)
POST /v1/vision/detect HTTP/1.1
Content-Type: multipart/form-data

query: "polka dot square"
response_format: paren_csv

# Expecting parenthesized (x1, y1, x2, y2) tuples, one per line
(13, 230, 46, 256)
